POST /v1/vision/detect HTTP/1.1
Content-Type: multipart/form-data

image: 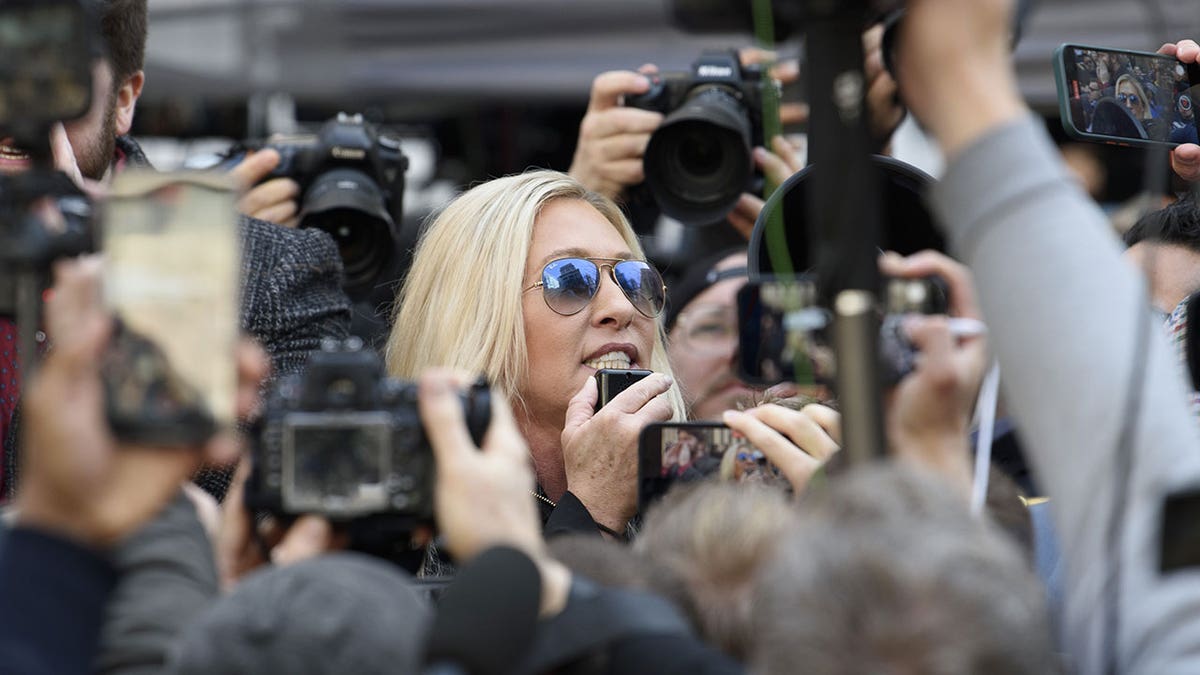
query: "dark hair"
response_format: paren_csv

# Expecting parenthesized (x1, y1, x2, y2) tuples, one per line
(1123, 197, 1200, 254)
(97, 0, 148, 88)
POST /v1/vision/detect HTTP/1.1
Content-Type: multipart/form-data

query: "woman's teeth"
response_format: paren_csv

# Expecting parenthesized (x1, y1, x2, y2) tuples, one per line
(585, 351, 632, 370)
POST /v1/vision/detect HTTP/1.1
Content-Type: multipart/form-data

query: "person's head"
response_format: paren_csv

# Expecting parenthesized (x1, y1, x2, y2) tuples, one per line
(63, 0, 147, 180)
(1087, 80, 1102, 102)
(751, 464, 1057, 675)
(1096, 59, 1111, 85)
(548, 533, 651, 590)
(1123, 197, 1200, 315)
(635, 481, 795, 660)
(665, 249, 755, 420)
(1115, 73, 1151, 120)
(386, 170, 685, 443)
(166, 553, 431, 674)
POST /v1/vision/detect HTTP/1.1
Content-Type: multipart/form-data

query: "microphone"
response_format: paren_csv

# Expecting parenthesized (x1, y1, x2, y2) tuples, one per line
(422, 546, 543, 675)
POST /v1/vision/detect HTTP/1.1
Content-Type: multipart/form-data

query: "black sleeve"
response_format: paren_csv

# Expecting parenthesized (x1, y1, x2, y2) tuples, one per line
(0, 527, 117, 675)
(606, 634, 745, 675)
(237, 216, 352, 379)
(544, 491, 602, 539)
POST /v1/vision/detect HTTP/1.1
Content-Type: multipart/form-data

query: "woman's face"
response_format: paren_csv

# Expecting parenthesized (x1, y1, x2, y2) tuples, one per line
(520, 198, 657, 430)
(1117, 79, 1147, 119)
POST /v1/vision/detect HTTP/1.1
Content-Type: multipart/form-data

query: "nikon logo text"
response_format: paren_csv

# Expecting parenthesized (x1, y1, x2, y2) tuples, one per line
(331, 147, 367, 160)
(698, 65, 734, 78)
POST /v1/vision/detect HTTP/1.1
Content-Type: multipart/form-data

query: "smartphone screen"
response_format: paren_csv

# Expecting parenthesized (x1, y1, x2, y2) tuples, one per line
(1056, 44, 1200, 148)
(101, 171, 240, 446)
(638, 422, 779, 510)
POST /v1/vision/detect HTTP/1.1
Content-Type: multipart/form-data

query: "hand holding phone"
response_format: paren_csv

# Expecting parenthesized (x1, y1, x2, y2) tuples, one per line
(1055, 43, 1200, 149)
(594, 368, 654, 413)
(101, 171, 240, 446)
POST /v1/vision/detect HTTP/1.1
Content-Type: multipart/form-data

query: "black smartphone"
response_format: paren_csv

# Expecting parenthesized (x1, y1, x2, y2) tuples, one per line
(1054, 43, 1200, 149)
(594, 368, 653, 413)
(638, 422, 781, 510)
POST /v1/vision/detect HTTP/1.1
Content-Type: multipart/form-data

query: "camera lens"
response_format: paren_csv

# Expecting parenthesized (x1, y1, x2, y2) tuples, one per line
(643, 86, 753, 226)
(299, 168, 397, 298)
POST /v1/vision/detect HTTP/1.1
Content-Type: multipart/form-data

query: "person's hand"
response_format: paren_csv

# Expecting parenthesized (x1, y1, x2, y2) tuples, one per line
(230, 148, 302, 227)
(568, 68, 664, 201)
(738, 48, 809, 127)
(418, 369, 572, 616)
(728, 136, 806, 239)
(1159, 39, 1200, 181)
(560, 373, 674, 532)
(15, 258, 193, 548)
(879, 251, 987, 494)
(215, 458, 344, 591)
(863, 23, 905, 148)
(893, 0, 1027, 160)
(49, 123, 106, 199)
(722, 403, 841, 495)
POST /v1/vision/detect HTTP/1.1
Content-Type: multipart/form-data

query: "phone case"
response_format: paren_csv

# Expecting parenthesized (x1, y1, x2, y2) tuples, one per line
(101, 170, 240, 446)
(594, 368, 653, 413)
(1054, 43, 1200, 150)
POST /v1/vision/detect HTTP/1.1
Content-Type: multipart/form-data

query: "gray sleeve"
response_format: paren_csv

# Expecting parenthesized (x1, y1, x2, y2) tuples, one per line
(95, 493, 220, 675)
(930, 116, 1200, 673)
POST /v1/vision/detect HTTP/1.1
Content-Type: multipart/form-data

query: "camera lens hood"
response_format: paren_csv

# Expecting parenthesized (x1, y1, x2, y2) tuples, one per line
(300, 167, 397, 293)
(643, 86, 754, 227)
(747, 155, 945, 277)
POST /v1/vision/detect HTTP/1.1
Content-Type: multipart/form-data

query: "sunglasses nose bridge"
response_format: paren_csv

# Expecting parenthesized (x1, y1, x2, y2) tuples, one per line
(591, 262, 638, 320)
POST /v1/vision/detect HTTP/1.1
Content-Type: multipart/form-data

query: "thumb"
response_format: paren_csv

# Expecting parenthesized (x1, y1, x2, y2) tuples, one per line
(271, 515, 334, 566)
(563, 376, 599, 435)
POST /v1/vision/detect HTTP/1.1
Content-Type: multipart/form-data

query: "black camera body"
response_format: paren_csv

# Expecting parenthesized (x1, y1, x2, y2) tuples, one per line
(235, 113, 408, 300)
(736, 275, 948, 387)
(626, 50, 770, 227)
(245, 339, 490, 533)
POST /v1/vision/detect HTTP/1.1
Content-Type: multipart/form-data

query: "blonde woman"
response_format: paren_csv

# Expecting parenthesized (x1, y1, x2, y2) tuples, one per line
(387, 170, 684, 536)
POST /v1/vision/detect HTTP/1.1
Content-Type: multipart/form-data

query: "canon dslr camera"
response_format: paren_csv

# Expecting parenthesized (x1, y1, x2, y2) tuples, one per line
(245, 339, 490, 533)
(627, 50, 770, 227)
(231, 113, 407, 299)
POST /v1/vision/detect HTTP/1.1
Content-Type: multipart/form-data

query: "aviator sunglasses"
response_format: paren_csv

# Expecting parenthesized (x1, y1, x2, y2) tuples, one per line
(524, 257, 667, 318)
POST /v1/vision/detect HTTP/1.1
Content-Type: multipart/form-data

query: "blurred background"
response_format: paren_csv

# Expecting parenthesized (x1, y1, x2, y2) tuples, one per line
(135, 0, 1200, 214)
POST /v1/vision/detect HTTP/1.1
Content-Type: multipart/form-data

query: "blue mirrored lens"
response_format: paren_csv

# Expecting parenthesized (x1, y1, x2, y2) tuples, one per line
(614, 261, 665, 317)
(543, 258, 600, 314)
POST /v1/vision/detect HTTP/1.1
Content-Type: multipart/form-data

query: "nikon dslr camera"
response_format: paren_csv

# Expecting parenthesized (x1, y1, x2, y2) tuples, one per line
(245, 339, 490, 533)
(626, 50, 770, 227)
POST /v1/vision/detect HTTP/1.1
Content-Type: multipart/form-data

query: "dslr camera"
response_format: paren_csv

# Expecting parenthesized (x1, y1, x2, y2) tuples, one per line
(0, 0, 98, 319)
(229, 113, 408, 299)
(737, 275, 949, 387)
(245, 339, 490, 533)
(627, 50, 770, 227)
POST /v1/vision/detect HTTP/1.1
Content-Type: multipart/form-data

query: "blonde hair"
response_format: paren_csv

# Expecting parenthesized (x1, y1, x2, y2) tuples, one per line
(1116, 73, 1152, 120)
(385, 169, 685, 421)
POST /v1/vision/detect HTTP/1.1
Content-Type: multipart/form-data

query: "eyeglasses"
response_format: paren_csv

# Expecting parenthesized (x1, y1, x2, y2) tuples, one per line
(674, 304, 738, 355)
(1117, 93, 1142, 107)
(524, 257, 666, 318)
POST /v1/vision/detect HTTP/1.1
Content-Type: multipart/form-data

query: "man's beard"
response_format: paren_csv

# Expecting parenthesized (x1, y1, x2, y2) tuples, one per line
(75, 90, 118, 181)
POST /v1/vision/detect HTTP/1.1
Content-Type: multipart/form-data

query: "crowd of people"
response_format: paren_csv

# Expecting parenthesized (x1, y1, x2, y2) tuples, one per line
(1072, 46, 1199, 144)
(3, 0, 1200, 673)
